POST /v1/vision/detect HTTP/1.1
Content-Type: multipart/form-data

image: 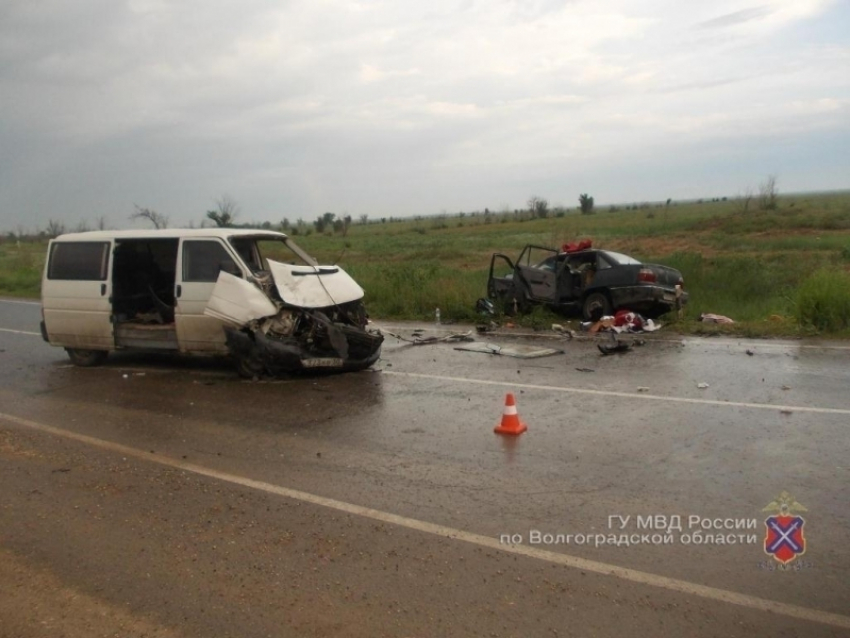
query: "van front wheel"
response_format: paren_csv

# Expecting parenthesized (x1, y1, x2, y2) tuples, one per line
(65, 348, 108, 367)
(234, 354, 265, 379)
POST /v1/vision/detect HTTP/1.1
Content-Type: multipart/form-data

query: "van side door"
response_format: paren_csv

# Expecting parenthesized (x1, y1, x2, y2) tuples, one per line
(41, 240, 114, 349)
(175, 238, 243, 352)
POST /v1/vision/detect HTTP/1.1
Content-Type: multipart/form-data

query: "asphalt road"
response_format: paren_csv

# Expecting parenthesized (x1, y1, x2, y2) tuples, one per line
(1, 298, 849, 637)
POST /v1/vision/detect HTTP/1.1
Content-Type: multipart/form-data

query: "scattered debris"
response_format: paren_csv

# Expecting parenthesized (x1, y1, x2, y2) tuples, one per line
(699, 313, 735, 324)
(455, 343, 563, 359)
(597, 341, 632, 355)
(781, 385, 791, 390)
(637, 387, 650, 393)
(575, 367, 595, 373)
(475, 298, 496, 316)
(697, 382, 710, 389)
(584, 317, 613, 333)
(614, 310, 662, 333)
(583, 312, 660, 334)
(552, 324, 577, 338)
(385, 330, 474, 345)
(780, 409, 793, 415)
(746, 349, 754, 356)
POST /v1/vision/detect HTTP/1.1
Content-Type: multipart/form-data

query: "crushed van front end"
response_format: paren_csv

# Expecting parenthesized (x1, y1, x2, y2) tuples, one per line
(205, 261, 383, 377)
(223, 301, 384, 377)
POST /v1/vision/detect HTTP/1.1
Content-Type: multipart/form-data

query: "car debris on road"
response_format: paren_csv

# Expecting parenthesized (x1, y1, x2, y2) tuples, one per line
(383, 330, 475, 345)
(454, 343, 564, 359)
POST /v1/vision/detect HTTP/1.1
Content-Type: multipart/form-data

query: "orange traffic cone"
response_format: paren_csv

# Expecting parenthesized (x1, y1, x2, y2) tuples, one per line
(494, 393, 528, 435)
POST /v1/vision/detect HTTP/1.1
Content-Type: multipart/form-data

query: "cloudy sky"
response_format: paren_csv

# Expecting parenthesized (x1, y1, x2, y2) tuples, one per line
(1, 0, 848, 231)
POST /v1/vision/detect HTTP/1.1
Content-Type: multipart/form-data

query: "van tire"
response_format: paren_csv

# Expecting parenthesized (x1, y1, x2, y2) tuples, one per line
(65, 348, 108, 367)
(234, 354, 264, 379)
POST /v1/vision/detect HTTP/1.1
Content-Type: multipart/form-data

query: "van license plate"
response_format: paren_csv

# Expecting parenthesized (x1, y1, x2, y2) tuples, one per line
(302, 357, 344, 368)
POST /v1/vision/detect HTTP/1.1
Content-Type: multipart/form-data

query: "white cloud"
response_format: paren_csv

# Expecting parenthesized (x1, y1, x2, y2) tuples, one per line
(0, 0, 847, 227)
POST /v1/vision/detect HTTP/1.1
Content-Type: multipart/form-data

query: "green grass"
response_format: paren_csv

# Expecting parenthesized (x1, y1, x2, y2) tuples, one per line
(795, 269, 850, 332)
(0, 243, 43, 297)
(4, 191, 850, 335)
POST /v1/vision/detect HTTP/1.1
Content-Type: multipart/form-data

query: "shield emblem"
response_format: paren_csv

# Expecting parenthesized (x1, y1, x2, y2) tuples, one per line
(764, 515, 806, 564)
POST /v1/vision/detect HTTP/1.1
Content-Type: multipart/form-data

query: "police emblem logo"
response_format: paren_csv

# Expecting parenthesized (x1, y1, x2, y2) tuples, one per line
(762, 491, 807, 565)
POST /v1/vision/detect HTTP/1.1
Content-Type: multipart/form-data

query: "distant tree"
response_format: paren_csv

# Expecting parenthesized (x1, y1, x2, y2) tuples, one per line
(130, 205, 169, 229)
(280, 218, 291, 231)
(46, 220, 66, 238)
(527, 196, 549, 219)
(206, 195, 240, 227)
(96, 215, 107, 230)
(315, 212, 336, 233)
(578, 194, 595, 215)
(359, 214, 369, 225)
(758, 175, 778, 210)
(737, 188, 754, 215)
(342, 214, 352, 236)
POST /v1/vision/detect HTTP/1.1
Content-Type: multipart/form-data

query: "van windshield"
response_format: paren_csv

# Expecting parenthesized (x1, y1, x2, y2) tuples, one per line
(228, 236, 317, 275)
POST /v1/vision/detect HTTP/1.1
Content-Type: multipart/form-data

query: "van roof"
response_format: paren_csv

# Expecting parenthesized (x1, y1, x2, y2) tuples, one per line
(52, 228, 289, 241)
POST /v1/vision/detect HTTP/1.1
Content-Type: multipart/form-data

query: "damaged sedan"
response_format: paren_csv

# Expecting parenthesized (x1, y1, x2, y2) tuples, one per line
(40, 229, 383, 376)
(487, 240, 688, 320)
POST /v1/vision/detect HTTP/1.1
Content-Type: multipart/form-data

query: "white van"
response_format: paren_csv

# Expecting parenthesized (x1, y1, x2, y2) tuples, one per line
(40, 229, 383, 376)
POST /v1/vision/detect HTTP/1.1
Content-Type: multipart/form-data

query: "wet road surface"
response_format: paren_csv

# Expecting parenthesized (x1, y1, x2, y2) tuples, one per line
(1, 298, 849, 637)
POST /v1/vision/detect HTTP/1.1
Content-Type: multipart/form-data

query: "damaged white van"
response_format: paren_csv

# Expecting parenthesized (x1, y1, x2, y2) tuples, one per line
(40, 229, 384, 377)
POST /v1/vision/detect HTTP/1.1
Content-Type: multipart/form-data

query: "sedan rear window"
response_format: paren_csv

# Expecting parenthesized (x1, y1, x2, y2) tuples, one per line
(602, 251, 641, 266)
(47, 242, 110, 280)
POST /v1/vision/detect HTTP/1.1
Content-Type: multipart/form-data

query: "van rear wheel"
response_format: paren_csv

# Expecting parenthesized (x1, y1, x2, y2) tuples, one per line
(65, 348, 108, 367)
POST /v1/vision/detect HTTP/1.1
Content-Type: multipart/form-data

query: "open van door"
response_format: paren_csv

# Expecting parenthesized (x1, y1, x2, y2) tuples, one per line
(175, 238, 242, 352)
(41, 240, 114, 349)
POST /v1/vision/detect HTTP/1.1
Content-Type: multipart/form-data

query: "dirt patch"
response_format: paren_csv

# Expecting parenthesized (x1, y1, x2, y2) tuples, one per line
(0, 548, 185, 638)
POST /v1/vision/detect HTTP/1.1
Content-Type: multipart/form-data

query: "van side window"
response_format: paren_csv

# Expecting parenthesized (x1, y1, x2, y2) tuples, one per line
(182, 241, 238, 282)
(48, 242, 109, 280)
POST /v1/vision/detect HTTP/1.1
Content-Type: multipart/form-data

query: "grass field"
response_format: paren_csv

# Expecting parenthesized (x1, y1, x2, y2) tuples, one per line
(3, 191, 850, 336)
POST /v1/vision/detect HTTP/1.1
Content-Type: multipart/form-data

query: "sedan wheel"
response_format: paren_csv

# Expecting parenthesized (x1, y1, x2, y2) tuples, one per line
(582, 292, 612, 321)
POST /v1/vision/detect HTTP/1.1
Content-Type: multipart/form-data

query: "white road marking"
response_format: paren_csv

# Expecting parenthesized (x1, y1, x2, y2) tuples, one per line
(383, 371, 850, 416)
(0, 298, 40, 306)
(0, 410, 847, 630)
(0, 328, 40, 336)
